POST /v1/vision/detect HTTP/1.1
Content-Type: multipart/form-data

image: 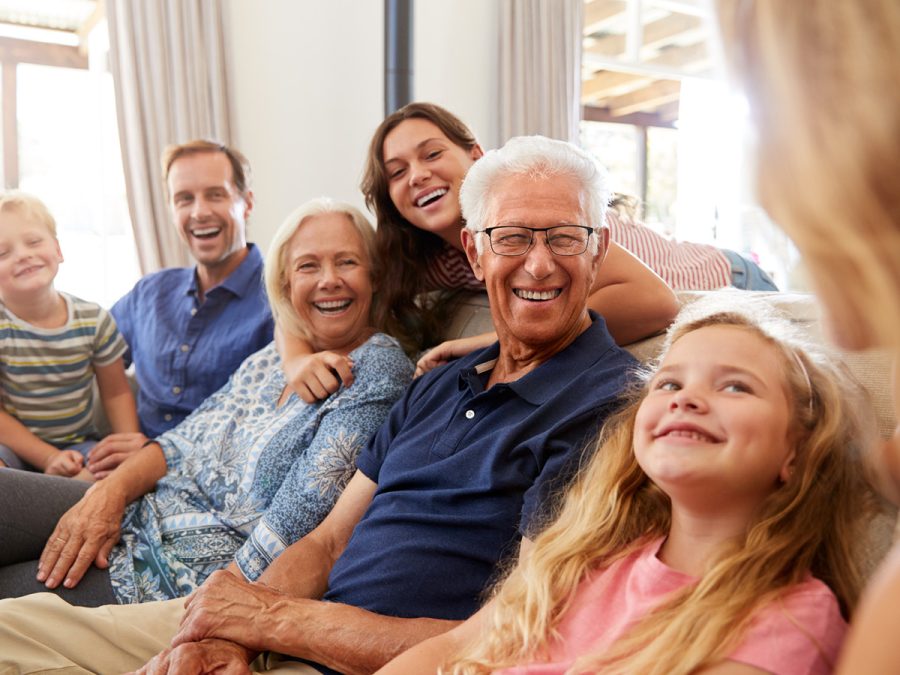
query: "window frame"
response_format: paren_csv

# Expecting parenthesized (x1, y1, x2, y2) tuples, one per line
(0, 36, 87, 189)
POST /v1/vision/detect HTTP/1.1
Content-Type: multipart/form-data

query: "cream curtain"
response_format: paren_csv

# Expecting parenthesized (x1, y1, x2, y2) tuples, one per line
(107, 0, 232, 273)
(499, 0, 583, 144)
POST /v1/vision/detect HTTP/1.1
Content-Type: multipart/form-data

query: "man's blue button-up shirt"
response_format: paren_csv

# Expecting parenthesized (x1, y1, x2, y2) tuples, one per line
(112, 244, 274, 438)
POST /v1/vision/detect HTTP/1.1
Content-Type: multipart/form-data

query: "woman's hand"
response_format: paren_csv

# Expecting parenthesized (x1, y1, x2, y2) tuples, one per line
(415, 333, 495, 377)
(44, 449, 85, 478)
(87, 432, 149, 479)
(36, 480, 128, 589)
(283, 352, 355, 403)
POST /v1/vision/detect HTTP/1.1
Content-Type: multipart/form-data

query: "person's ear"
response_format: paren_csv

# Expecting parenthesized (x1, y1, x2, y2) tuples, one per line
(242, 190, 255, 220)
(779, 450, 797, 484)
(469, 143, 484, 162)
(55, 238, 64, 263)
(461, 228, 484, 281)
(587, 226, 609, 289)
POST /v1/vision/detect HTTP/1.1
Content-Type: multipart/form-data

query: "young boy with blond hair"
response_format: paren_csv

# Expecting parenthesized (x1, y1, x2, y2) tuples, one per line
(0, 191, 138, 480)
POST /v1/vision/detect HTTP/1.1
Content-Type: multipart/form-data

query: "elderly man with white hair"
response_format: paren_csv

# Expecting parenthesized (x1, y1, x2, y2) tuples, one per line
(0, 136, 639, 675)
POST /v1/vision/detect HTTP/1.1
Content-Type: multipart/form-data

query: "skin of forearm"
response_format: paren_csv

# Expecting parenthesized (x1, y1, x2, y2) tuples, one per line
(102, 390, 140, 433)
(98, 443, 168, 503)
(263, 598, 460, 675)
(250, 532, 460, 673)
(0, 410, 61, 469)
(256, 533, 335, 599)
(275, 324, 314, 361)
(588, 281, 679, 344)
(95, 361, 140, 433)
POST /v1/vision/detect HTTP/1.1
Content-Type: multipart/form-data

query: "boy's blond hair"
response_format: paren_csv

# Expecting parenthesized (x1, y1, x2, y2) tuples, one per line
(0, 191, 58, 237)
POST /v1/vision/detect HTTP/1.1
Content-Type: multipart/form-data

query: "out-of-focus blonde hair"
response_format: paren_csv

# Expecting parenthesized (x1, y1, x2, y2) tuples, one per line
(0, 191, 58, 237)
(715, 0, 900, 350)
(447, 298, 876, 674)
(263, 197, 379, 341)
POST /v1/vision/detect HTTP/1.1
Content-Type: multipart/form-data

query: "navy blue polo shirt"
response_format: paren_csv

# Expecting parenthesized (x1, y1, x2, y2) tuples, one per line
(111, 244, 273, 437)
(322, 312, 637, 625)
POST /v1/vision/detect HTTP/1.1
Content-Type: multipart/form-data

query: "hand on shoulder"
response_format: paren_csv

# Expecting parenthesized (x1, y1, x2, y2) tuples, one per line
(283, 351, 355, 403)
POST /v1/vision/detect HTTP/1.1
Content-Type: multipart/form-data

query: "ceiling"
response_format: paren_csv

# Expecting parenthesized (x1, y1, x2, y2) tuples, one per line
(582, 0, 714, 125)
(0, 0, 99, 44)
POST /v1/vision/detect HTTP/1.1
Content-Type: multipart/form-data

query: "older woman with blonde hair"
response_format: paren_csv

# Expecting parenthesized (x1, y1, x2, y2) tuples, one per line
(0, 198, 413, 608)
(712, 1, 900, 672)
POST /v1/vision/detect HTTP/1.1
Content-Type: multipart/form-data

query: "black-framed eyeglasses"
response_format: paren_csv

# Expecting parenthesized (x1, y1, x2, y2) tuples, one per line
(481, 225, 594, 256)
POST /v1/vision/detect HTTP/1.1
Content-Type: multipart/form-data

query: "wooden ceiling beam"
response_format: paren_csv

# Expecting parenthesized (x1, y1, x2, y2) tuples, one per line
(0, 36, 87, 69)
(582, 70, 649, 100)
(653, 100, 682, 122)
(605, 79, 681, 117)
(648, 41, 708, 70)
(582, 42, 707, 103)
(583, 0, 626, 35)
(582, 105, 676, 129)
(584, 12, 703, 57)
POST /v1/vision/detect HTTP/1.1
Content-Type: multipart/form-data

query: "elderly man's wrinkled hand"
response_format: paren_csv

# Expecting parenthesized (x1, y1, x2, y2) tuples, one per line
(36, 481, 126, 589)
(172, 570, 285, 652)
(130, 638, 253, 675)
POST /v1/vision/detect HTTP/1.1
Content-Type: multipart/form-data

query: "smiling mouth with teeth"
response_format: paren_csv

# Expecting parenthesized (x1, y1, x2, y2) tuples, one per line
(416, 188, 448, 208)
(513, 289, 562, 301)
(191, 226, 222, 239)
(660, 429, 718, 443)
(314, 299, 352, 314)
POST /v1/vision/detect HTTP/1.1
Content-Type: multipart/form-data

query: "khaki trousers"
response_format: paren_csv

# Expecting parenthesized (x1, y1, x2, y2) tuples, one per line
(0, 593, 318, 675)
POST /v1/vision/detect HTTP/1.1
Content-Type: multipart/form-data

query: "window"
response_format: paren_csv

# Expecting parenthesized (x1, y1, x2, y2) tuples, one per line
(0, 12, 139, 308)
(580, 0, 799, 289)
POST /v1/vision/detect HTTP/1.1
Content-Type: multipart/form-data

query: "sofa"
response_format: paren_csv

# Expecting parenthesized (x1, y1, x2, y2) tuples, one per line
(443, 289, 899, 576)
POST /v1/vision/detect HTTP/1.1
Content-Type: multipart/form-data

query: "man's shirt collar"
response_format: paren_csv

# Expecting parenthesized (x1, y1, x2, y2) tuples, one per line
(185, 244, 264, 299)
(458, 311, 618, 405)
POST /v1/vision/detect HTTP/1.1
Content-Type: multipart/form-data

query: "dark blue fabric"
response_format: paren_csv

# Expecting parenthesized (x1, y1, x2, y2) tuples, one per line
(322, 312, 636, 627)
(111, 245, 273, 437)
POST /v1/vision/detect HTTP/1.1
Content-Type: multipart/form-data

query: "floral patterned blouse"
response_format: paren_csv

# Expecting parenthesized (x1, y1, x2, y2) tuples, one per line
(108, 334, 412, 603)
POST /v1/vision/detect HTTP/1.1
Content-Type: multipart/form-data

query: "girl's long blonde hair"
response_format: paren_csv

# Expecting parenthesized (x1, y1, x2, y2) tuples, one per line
(715, 0, 900, 351)
(448, 302, 876, 674)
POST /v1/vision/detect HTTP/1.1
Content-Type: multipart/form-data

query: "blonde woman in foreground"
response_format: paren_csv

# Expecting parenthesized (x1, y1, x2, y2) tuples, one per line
(712, 1, 900, 673)
(378, 301, 874, 674)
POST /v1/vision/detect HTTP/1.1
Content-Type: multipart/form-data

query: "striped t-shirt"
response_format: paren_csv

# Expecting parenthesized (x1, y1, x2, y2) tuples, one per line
(606, 211, 732, 290)
(0, 293, 127, 445)
(423, 243, 486, 292)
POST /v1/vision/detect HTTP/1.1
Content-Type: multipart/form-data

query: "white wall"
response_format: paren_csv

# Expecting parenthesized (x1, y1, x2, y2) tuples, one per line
(224, 0, 499, 252)
(224, 0, 384, 251)
(414, 0, 500, 152)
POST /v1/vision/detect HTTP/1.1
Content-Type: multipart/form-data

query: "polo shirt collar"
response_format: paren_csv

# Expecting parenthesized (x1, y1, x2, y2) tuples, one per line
(185, 244, 264, 299)
(460, 311, 617, 405)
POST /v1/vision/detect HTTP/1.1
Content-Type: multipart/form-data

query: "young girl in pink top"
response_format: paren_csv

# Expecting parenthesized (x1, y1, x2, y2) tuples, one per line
(378, 299, 875, 674)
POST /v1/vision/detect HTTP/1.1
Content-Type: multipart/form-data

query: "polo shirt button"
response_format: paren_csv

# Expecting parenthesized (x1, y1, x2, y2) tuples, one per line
(190, 308, 198, 316)
(172, 386, 182, 394)
(465, 409, 475, 419)
(164, 414, 172, 421)
(180, 344, 190, 352)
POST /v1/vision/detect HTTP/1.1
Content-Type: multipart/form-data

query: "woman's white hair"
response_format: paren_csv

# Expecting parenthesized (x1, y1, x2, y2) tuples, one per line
(264, 197, 377, 340)
(459, 135, 610, 254)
